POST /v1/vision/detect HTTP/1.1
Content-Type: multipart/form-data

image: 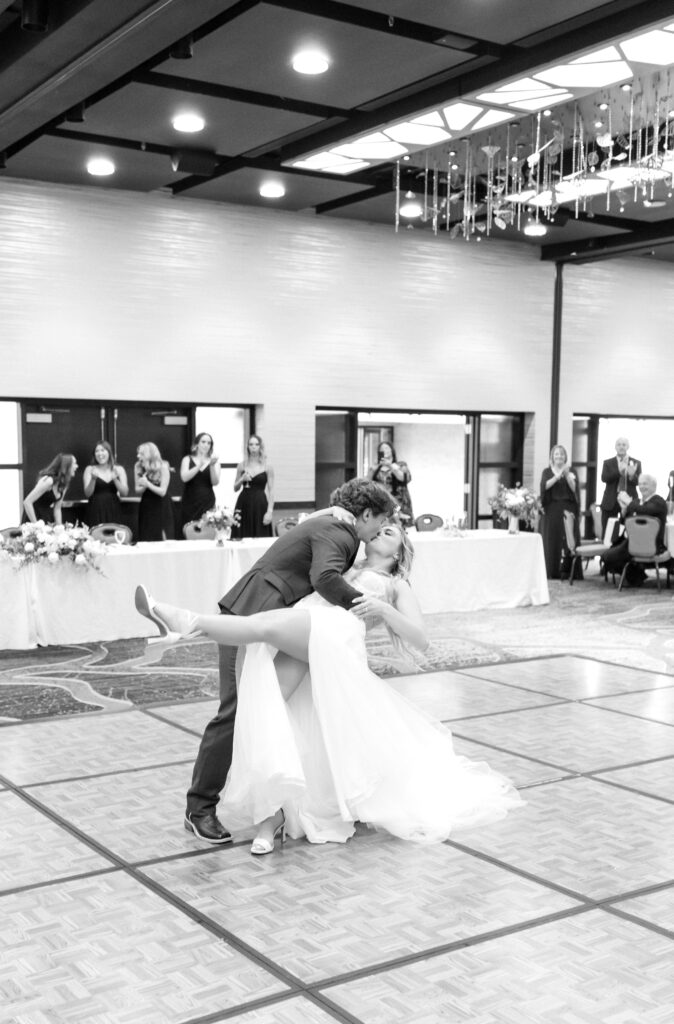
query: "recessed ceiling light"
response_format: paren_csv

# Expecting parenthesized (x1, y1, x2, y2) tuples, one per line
(599, 102, 609, 111)
(399, 200, 423, 218)
(523, 220, 547, 236)
(172, 112, 205, 133)
(259, 181, 285, 198)
(292, 50, 329, 75)
(87, 157, 115, 176)
(621, 82, 632, 91)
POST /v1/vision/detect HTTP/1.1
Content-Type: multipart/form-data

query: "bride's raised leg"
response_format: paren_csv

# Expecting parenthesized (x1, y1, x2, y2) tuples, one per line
(136, 586, 311, 661)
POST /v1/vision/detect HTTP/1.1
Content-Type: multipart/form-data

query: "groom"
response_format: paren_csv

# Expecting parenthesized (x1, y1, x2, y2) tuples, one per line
(184, 477, 396, 842)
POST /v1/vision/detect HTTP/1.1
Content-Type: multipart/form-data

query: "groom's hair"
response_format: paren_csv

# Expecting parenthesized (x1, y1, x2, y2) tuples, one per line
(329, 477, 396, 518)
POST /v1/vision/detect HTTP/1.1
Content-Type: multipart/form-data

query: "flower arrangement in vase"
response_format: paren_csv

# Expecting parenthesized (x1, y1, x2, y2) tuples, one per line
(488, 483, 541, 533)
(201, 506, 240, 545)
(0, 521, 106, 571)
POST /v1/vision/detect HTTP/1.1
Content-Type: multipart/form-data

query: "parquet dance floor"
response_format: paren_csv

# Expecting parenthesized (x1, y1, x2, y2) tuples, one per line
(2, 653, 674, 1023)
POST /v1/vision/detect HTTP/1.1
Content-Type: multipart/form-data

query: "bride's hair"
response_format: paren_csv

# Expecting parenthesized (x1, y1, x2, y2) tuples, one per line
(391, 527, 414, 580)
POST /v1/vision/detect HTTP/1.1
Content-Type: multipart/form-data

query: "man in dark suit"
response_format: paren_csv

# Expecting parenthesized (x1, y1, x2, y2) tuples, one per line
(184, 477, 397, 842)
(603, 473, 668, 586)
(600, 436, 642, 535)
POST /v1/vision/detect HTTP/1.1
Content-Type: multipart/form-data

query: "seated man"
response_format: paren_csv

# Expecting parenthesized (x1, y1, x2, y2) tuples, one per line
(603, 473, 668, 587)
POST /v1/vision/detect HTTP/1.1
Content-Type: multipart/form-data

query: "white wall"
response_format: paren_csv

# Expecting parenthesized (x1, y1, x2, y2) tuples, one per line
(0, 178, 557, 500)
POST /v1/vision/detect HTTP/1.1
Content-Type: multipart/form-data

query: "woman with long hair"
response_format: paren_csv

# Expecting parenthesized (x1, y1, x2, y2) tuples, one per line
(368, 441, 414, 525)
(135, 442, 174, 541)
(231, 434, 274, 538)
(179, 432, 220, 534)
(23, 453, 78, 524)
(83, 441, 129, 527)
(136, 522, 522, 853)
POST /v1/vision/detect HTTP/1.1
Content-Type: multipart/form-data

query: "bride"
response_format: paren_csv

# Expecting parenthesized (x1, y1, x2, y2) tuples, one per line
(135, 523, 523, 853)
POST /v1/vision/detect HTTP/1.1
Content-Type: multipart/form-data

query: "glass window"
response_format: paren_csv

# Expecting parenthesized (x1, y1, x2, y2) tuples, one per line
(479, 415, 516, 462)
(0, 402, 20, 463)
(194, 407, 248, 464)
(0, 469, 22, 526)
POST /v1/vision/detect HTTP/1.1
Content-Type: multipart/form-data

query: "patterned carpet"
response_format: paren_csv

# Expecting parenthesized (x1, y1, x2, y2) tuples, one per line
(2, 570, 673, 722)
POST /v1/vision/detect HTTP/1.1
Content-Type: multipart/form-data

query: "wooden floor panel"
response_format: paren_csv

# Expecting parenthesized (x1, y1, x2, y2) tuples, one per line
(599, 757, 674, 802)
(455, 701, 674, 773)
(388, 670, 559, 720)
(0, 710, 198, 785)
(586, 686, 674, 725)
(141, 832, 577, 983)
(325, 911, 674, 1023)
(618, 886, 674, 933)
(0, 790, 109, 892)
(455, 776, 674, 899)
(1, 872, 287, 1024)
(460, 656, 674, 699)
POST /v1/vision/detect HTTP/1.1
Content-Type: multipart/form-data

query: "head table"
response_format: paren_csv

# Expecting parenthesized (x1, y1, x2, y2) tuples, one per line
(1, 529, 551, 650)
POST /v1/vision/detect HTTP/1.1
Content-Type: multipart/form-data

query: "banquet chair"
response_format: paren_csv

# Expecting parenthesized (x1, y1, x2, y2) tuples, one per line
(618, 515, 672, 592)
(414, 514, 444, 532)
(562, 511, 609, 585)
(90, 523, 133, 545)
(274, 517, 298, 536)
(183, 520, 216, 540)
(1, 526, 23, 540)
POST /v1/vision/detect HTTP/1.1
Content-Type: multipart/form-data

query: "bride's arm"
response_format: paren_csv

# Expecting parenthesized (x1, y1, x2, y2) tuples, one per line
(352, 582, 428, 651)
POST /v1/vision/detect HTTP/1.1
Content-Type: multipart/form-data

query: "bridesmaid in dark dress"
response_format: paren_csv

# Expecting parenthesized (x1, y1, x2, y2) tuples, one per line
(231, 434, 274, 538)
(540, 443, 583, 580)
(179, 432, 220, 534)
(23, 453, 79, 524)
(83, 441, 129, 527)
(135, 442, 175, 541)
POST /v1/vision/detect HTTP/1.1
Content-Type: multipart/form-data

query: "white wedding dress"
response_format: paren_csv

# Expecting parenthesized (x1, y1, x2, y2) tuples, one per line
(219, 567, 524, 844)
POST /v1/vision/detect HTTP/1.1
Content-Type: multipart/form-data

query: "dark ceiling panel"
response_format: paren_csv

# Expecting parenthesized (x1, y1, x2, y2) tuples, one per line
(81, 82, 321, 157)
(156, 2, 471, 111)
(2, 135, 183, 193)
(342, 0, 630, 45)
(187, 165, 370, 208)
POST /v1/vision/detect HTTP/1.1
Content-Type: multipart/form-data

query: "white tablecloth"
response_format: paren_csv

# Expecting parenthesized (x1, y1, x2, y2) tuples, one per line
(408, 529, 549, 614)
(1, 530, 549, 649)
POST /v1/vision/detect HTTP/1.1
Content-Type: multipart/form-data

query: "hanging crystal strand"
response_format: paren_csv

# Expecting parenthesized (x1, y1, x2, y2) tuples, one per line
(445, 153, 451, 231)
(572, 106, 579, 219)
(463, 138, 471, 240)
(423, 151, 429, 222)
(606, 104, 612, 211)
(651, 92, 660, 200)
(394, 160, 400, 233)
(534, 111, 542, 225)
(432, 162, 439, 235)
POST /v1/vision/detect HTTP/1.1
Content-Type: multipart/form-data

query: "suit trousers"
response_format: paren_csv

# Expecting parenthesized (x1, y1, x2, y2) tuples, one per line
(186, 634, 238, 817)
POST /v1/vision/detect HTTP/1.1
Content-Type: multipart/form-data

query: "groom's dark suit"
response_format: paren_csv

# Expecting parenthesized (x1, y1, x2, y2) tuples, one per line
(187, 516, 363, 817)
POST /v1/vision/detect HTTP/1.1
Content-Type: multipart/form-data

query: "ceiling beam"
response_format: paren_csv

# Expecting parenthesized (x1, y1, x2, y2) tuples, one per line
(133, 70, 351, 119)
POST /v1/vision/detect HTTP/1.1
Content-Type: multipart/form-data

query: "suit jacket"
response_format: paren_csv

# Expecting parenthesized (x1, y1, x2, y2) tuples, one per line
(220, 515, 362, 615)
(600, 456, 642, 513)
(621, 493, 668, 552)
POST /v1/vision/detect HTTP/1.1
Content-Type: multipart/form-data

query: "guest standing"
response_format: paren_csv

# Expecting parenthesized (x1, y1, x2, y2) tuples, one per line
(540, 444, 582, 580)
(23, 453, 79, 525)
(368, 441, 414, 525)
(599, 437, 641, 535)
(231, 435, 274, 538)
(83, 441, 129, 527)
(135, 442, 174, 541)
(603, 473, 668, 587)
(180, 433, 220, 533)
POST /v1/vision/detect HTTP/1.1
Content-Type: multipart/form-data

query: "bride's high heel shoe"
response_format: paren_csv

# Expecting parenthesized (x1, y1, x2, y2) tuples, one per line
(135, 585, 201, 648)
(250, 810, 286, 856)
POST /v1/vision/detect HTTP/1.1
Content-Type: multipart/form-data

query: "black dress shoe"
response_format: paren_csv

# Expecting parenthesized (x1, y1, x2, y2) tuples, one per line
(184, 811, 232, 844)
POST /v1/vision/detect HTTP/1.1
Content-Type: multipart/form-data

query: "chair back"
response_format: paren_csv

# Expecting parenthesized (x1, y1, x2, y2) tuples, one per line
(625, 516, 660, 558)
(274, 517, 298, 536)
(590, 504, 603, 542)
(414, 514, 444, 532)
(183, 520, 216, 540)
(90, 523, 133, 545)
(562, 510, 577, 555)
(0, 526, 23, 541)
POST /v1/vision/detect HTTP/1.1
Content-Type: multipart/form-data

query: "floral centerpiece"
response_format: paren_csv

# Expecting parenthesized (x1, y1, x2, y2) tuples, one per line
(201, 506, 240, 545)
(0, 521, 106, 572)
(488, 483, 541, 532)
